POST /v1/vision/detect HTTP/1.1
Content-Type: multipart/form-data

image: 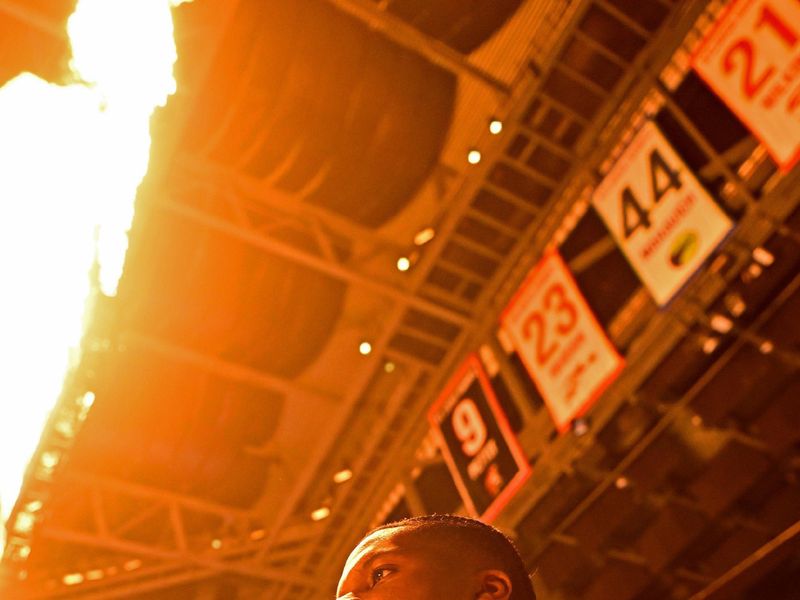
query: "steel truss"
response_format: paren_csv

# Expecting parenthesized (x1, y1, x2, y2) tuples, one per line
(161, 169, 471, 327)
(322, 0, 512, 95)
(11, 469, 322, 597)
(689, 519, 800, 600)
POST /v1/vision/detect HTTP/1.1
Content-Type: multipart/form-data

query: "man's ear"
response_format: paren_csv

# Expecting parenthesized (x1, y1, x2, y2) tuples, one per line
(475, 569, 512, 600)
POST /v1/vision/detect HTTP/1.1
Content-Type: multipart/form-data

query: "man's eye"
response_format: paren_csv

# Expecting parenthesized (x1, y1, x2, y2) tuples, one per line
(370, 567, 394, 586)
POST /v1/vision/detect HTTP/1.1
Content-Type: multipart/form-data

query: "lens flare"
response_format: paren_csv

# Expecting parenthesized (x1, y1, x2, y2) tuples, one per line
(0, 0, 186, 543)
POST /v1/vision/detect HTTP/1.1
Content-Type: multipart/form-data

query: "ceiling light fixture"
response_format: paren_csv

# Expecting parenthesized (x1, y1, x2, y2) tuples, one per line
(123, 559, 142, 572)
(81, 391, 95, 409)
(724, 292, 746, 317)
(13, 512, 34, 534)
(572, 417, 589, 437)
(333, 468, 353, 484)
(701, 336, 720, 354)
(467, 149, 482, 164)
(311, 506, 331, 522)
(743, 262, 763, 281)
(489, 119, 503, 135)
(414, 227, 435, 246)
(752, 246, 774, 266)
(63, 573, 84, 586)
(359, 341, 372, 356)
(396, 256, 411, 272)
(710, 314, 733, 334)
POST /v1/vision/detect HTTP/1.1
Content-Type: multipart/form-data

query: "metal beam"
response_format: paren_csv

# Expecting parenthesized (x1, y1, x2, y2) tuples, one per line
(16, 468, 320, 597)
(63, 472, 255, 523)
(160, 196, 470, 327)
(179, 157, 405, 258)
(323, 0, 511, 95)
(567, 235, 617, 274)
(31, 522, 320, 599)
(37, 527, 315, 590)
(120, 331, 339, 405)
(689, 519, 800, 600)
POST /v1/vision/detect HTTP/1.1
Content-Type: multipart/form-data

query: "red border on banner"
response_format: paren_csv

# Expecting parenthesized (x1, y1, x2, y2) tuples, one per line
(500, 249, 625, 433)
(691, 0, 800, 173)
(427, 354, 532, 523)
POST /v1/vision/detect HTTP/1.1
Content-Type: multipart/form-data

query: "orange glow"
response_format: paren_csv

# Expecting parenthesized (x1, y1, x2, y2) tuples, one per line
(0, 0, 187, 544)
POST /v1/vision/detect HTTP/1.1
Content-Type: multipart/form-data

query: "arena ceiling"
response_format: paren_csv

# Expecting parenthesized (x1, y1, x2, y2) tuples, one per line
(2, 0, 799, 598)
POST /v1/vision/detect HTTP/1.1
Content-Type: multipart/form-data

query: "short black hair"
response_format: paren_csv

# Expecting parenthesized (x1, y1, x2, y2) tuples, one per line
(369, 514, 536, 600)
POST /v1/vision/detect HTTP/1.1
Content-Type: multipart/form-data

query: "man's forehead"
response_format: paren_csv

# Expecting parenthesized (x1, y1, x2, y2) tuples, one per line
(348, 526, 459, 565)
(345, 527, 405, 567)
(338, 528, 405, 593)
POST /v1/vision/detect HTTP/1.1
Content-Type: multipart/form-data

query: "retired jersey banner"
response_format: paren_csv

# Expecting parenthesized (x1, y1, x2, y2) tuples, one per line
(501, 251, 624, 433)
(592, 121, 733, 306)
(428, 355, 531, 522)
(693, 0, 800, 171)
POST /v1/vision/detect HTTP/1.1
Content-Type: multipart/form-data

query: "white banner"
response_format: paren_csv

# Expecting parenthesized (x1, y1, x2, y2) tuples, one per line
(501, 251, 624, 432)
(592, 121, 732, 306)
(693, 0, 800, 170)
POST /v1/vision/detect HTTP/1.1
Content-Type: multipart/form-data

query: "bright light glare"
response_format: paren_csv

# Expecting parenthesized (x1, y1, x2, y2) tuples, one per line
(0, 0, 185, 545)
(752, 246, 774, 266)
(62, 573, 85, 586)
(710, 314, 733, 334)
(80, 391, 96, 409)
(311, 506, 331, 522)
(123, 559, 142, 572)
(467, 149, 482, 164)
(414, 227, 435, 246)
(701, 336, 720, 354)
(359, 341, 373, 356)
(489, 119, 503, 135)
(332, 468, 353, 484)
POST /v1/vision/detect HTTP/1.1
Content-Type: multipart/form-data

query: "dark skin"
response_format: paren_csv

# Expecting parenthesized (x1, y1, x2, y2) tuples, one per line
(336, 526, 513, 599)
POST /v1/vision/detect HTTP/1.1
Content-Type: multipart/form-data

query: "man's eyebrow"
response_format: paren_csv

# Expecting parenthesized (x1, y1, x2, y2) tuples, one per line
(337, 548, 404, 596)
(359, 548, 403, 569)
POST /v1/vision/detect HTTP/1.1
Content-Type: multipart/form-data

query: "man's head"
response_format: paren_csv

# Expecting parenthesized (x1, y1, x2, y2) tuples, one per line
(336, 514, 535, 599)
